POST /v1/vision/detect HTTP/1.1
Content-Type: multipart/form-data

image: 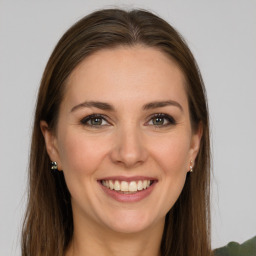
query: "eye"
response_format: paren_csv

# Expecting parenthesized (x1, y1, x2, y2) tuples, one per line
(80, 114, 110, 127)
(147, 113, 176, 127)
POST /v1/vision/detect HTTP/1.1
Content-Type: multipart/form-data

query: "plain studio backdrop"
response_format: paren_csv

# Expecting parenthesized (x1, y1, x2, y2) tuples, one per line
(0, 1, 255, 255)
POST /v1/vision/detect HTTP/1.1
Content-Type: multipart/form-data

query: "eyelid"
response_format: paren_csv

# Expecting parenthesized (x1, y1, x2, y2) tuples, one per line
(80, 114, 111, 126)
(145, 113, 176, 127)
(79, 113, 176, 128)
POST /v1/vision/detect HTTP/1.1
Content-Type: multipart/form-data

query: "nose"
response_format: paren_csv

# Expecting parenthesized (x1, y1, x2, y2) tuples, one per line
(110, 125, 148, 168)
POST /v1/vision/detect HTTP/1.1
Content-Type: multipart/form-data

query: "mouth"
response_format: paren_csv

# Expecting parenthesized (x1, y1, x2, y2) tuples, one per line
(100, 179, 156, 194)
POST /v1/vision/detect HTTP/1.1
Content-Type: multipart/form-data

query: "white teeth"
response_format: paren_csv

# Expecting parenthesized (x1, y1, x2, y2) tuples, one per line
(121, 181, 129, 191)
(114, 180, 120, 191)
(142, 180, 148, 189)
(128, 181, 137, 192)
(101, 179, 152, 192)
(137, 180, 143, 191)
(109, 180, 114, 190)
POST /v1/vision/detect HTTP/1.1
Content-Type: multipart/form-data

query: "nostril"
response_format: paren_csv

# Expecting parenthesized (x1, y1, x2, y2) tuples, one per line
(109, 132, 148, 167)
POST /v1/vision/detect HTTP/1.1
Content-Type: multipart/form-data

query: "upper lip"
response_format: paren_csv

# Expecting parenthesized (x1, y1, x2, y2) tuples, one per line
(98, 176, 157, 182)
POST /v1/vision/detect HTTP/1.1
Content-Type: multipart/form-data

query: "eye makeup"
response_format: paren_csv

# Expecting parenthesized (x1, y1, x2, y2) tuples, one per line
(146, 113, 176, 127)
(80, 114, 110, 127)
(80, 112, 176, 129)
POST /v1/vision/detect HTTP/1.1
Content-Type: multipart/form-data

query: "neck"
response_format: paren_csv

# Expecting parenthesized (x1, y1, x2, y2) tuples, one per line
(65, 213, 164, 256)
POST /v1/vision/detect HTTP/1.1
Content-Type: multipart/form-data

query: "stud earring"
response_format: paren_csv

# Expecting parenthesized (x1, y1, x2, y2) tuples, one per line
(189, 160, 193, 173)
(51, 161, 58, 170)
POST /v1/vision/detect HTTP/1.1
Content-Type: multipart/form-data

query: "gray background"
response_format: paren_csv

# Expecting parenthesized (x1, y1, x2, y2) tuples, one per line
(0, 1, 255, 255)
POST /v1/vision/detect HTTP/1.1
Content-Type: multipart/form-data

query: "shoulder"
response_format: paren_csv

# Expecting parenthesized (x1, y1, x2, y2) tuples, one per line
(214, 236, 256, 256)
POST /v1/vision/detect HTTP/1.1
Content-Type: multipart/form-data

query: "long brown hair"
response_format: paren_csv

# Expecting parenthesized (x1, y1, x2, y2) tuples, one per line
(22, 8, 211, 256)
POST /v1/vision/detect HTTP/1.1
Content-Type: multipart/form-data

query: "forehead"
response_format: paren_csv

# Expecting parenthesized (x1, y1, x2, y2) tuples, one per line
(64, 45, 188, 108)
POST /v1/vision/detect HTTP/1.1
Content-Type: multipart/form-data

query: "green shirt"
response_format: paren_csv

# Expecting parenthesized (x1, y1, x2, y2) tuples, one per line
(214, 236, 256, 256)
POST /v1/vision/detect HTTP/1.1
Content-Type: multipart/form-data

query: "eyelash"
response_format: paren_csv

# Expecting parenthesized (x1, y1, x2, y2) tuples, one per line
(80, 113, 176, 128)
(147, 113, 176, 127)
(80, 114, 110, 127)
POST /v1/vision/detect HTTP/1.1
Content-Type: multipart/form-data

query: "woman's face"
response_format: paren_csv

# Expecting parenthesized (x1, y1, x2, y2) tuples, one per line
(42, 46, 201, 234)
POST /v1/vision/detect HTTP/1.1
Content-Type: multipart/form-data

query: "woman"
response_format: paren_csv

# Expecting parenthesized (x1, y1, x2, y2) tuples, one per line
(22, 9, 211, 256)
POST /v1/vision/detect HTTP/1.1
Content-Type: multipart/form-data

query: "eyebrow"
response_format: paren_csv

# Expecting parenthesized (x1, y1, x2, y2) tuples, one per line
(143, 100, 183, 112)
(70, 100, 183, 112)
(71, 101, 114, 112)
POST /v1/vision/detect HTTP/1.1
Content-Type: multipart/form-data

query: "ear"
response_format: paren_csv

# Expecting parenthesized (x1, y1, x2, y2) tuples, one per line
(188, 122, 203, 170)
(40, 120, 62, 170)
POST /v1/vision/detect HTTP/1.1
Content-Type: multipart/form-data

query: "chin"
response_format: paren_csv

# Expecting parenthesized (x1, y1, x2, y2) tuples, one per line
(101, 209, 160, 234)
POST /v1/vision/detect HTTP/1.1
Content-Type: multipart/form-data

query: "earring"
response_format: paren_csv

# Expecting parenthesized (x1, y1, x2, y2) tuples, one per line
(51, 161, 58, 170)
(189, 160, 193, 173)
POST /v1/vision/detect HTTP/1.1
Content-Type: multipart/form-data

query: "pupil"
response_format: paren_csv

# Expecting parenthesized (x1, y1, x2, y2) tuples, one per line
(153, 117, 163, 125)
(92, 118, 102, 125)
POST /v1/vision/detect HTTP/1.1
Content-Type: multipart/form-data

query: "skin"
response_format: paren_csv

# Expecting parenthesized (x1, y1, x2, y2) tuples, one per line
(41, 45, 202, 256)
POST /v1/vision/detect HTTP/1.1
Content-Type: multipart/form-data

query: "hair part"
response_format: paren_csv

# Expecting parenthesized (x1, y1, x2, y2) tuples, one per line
(22, 8, 211, 256)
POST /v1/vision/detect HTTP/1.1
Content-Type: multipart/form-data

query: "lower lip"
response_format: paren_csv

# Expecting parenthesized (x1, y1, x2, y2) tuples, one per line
(99, 181, 156, 203)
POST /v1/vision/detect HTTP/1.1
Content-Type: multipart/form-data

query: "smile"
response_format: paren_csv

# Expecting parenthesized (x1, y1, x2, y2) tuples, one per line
(98, 176, 157, 202)
(101, 180, 153, 193)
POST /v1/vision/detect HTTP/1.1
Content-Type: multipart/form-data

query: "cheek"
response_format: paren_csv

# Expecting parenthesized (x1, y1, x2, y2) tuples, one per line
(57, 130, 109, 178)
(150, 133, 191, 175)
(148, 135, 190, 214)
(56, 130, 112, 208)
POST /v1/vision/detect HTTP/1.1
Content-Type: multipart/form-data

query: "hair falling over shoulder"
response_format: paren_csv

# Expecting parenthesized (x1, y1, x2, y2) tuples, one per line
(22, 8, 212, 256)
